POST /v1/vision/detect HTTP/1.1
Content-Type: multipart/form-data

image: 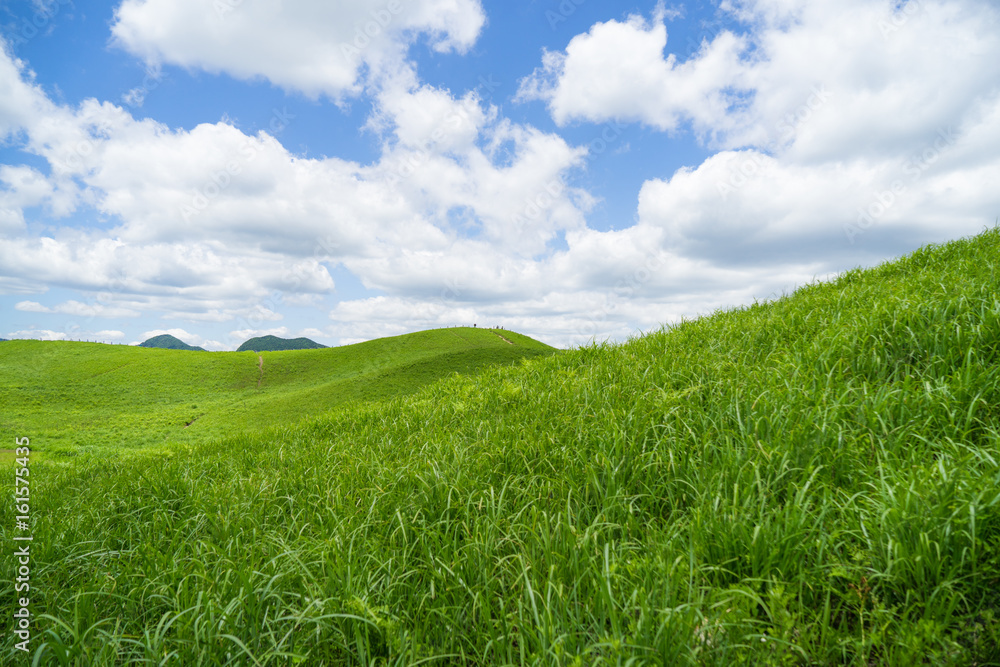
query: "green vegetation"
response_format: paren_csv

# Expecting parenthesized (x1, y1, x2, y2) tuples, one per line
(237, 335, 328, 352)
(138, 334, 206, 351)
(0, 327, 554, 456)
(4, 230, 1000, 664)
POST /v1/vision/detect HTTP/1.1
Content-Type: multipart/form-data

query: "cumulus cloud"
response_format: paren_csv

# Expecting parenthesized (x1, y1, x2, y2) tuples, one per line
(228, 326, 289, 343)
(15, 299, 140, 318)
(515, 0, 1000, 318)
(517, 8, 749, 135)
(110, 0, 486, 99)
(518, 0, 1000, 156)
(5, 329, 68, 341)
(4, 1, 1000, 350)
(0, 41, 592, 312)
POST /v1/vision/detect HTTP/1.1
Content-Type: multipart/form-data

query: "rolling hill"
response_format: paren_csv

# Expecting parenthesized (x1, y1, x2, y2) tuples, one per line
(4, 230, 1000, 663)
(138, 333, 206, 351)
(236, 334, 327, 352)
(0, 327, 556, 454)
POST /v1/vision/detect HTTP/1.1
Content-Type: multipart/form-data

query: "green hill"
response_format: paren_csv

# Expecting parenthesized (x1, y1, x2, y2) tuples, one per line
(0, 327, 556, 454)
(236, 334, 326, 352)
(138, 333, 206, 351)
(5, 231, 1000, 663)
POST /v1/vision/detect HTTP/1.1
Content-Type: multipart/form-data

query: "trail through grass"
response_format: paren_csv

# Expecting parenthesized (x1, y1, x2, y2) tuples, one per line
(0, 327, 554, 457)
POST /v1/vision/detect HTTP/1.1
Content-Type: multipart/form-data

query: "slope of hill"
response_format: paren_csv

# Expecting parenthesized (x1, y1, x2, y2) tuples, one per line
(6, 230, 1000, 664)
(0, 327, 556, 454)
(236, 334, 327, 352)
(138, 333, 206, 351)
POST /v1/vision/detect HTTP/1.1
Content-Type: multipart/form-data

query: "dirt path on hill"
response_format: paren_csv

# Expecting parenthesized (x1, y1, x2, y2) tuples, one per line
(256, 354, 264, 389)
(491, 330, 514, 345)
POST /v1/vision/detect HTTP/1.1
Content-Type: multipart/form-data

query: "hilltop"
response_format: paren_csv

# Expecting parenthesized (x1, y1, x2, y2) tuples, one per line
(5, 230, 1000, 663)
(138, 333, 206, 351)
(236, 334, 326, 352)
(0, 327, 556, 454)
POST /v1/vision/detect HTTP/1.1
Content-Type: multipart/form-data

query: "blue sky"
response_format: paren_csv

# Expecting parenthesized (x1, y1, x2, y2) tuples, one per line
(1, 0, 998, 349)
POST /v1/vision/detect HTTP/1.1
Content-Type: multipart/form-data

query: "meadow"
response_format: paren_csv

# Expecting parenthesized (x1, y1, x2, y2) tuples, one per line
(0, 327, 553, 456)
(2, 230, 1000, 664)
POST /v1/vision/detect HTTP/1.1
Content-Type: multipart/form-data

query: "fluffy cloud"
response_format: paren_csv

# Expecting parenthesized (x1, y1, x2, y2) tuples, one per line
(15, 299, 140, 318)
(519, 0, 1000, 156)
(0, 39, 594, 318)
(517, 0, 1000, 313)
(4, 1, 1000, 350)
(5, 329, 68, 341)
(517, 8, 749, 135)
(110, 0, 486, 98)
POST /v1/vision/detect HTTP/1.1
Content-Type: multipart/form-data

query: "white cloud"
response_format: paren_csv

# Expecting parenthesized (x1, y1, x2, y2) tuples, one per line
(518, 0, 1000, 156)
(517, 10, 749, 134)
(1, 165, 53, 207)
(6, 329, 68, 341)
(14, 300, 48, 312)
(4, 1, 1000, 351)
(229, 326, 290, 342)
(109, 0, 486, 99)
(514, 0, 1000, 318)
(299, 328, 326, 339)
(15, 299, 140, 318)
(0, 43, 594, 313)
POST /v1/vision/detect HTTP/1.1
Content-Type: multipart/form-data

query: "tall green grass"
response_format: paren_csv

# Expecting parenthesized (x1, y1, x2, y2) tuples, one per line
(4, 230, 1000, 664)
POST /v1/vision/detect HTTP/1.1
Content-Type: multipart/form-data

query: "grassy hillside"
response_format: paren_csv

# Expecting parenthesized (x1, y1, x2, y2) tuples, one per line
(5, 230, 1000, 664)
(236, 335, 327, 352)
(0, 327, 555, 455)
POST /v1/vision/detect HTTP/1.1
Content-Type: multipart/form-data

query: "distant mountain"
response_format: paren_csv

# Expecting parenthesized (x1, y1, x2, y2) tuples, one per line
(139, 334, 206, 351)
(237, 335, 327, 352)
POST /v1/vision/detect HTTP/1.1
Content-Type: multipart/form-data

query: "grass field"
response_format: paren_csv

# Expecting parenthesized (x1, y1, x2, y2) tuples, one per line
(3, 230, 1000, 664)
(0, 327, 555, 456)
